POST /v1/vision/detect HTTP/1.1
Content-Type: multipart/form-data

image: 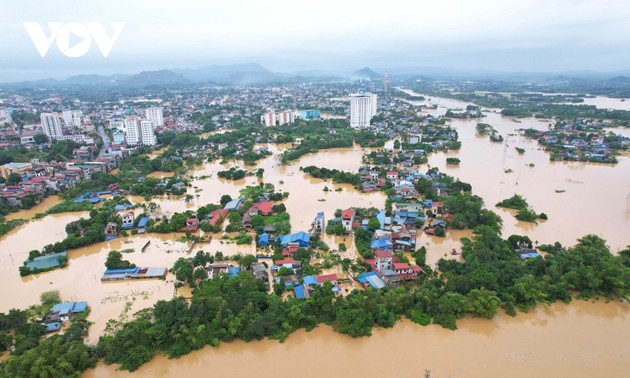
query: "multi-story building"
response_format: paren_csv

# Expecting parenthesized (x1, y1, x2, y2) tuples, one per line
(124, 119, 141, 146)
(350, 92, 377, 128)
(62, 110, 82, 128)
(261, 110, 294, 127)
(111, 129, 125, 145)
(40, 113, 63, 138)
(139, 119, 157, 146)
(0, 162, 32, 180)
(122, 118, 156, 146)
(109, 120, 125, 130)
(145, 107, 164, 127)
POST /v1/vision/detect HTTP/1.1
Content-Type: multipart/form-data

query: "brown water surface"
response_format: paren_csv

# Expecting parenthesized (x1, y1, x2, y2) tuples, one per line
(83, 300, 630, 378)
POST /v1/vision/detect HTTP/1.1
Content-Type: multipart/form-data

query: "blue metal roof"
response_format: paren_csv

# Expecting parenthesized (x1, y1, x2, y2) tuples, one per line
(294, 284, 306, 299)
(25, 252, 67, 270)
(258, 233, 269, 246)
(357, 271, 378, 283)
(72, 301, 88, 313)
(370, 238, 393, 249)
(45, 322, 61, 332)
(303, 275, 318, 285)
(366, 275, 386, 290)
(104, 267, 139, 275)
(137, 217, 148, 227)
(228, 267, 241, 277)
(276, 231, 310, 246)
(51, 302, 72, 315)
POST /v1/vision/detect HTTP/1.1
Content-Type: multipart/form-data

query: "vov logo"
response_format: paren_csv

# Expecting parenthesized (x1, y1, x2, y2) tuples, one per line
(23, 22, 125, 58)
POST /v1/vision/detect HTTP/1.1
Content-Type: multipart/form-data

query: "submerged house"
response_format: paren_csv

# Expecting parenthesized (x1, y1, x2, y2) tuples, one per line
(311, 212, 325, 234)
(258, 233, 270, 247)
(120, 211, 135, 229)
(24, 251, 67, 272)
(42, 301, 88, 332)
(294, 274, 340, 299)
(275, 231, 310, 248)
(341, 208, 356, 233)
(137, 216, 149, 234)
(105, 222, 118, 241)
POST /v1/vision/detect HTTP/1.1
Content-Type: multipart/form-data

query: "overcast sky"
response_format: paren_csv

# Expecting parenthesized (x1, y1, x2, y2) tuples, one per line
(1, 0, 629, 81)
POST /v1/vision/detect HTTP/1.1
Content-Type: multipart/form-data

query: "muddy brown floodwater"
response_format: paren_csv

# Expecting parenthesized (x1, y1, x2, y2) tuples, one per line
(399, 89, 630, 266)
(1, 93, 629, 377)
(84, 300, 630, 378)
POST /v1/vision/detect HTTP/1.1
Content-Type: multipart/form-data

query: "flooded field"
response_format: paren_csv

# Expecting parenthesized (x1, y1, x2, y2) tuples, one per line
(402, 89, 630, 256)
(84, 300, 630, 378)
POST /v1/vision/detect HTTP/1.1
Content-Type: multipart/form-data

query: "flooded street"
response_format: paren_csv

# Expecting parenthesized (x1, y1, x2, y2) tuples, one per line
(84, 300, 630, 378)
(4, 195, 63, 221)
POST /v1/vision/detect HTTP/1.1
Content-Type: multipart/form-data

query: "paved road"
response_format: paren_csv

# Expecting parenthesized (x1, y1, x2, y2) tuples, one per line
(97, 124, 110, 155)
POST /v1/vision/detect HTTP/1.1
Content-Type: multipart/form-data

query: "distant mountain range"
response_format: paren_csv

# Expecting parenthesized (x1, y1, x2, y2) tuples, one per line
(2, 63, 630, 88)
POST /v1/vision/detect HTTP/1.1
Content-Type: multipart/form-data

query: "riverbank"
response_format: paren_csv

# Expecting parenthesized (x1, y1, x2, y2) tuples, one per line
(83, 299, 630, 378)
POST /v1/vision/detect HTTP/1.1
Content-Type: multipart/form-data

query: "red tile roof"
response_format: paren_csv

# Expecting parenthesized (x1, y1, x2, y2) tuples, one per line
(375, 249, 393, 259)
(253, 201, 274, 216)
(364, 258, 377, 272)
(341, 208, 355, 220)
(316, 274, 338, 283)
(209, 209, 229, 225)
(274, 258, 294, 265)
(393, 262, 412, 270)
(282, 246, 299, 257)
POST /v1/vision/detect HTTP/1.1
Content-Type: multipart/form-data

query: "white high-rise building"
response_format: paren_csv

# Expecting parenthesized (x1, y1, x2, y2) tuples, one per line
(40, 113, 63, 138)
(260, 110, 294, 127)
(123, 118, 156, 146)
(62, 110, 82, 128)
(140, 119, 157, 146)
(145, 107, 164, 127)
(124, 119, 141, 146)
(350, 93, 377, 128)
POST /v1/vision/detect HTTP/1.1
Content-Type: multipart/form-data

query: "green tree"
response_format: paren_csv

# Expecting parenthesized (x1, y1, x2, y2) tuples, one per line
(467, 289, 502, 319)
(238, 254, 258, 268)
(220, 195, 232, 207)
(367, 217, 380, 232)
(33, 133, 49, 144)
(6, 172, 22, 185)
(105, 251, 136, 270)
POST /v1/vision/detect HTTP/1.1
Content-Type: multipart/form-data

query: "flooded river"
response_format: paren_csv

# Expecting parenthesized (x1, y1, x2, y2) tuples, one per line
(84, 300, 630, 378)
(0, 91, 629, 376)
(401, 89, 630, 263)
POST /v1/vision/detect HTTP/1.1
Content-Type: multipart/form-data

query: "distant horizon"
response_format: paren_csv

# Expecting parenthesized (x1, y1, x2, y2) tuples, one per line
(2, 0, 630, 82)
(2, 61, 630, 84)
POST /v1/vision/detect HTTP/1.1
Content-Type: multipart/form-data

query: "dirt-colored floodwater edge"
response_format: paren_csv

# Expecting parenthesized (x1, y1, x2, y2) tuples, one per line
(84, 300, 629, 378)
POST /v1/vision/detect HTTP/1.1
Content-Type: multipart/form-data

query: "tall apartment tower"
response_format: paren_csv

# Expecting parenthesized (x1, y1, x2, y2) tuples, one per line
(350, 93, 377, 128)
(145, 107, 164, 127)
(40, 113, 63, 138)
(62, 110, 82, 128)
(139, 119, 157, 146)
(384, 71, 388, 93)
(123, 119, 141, 146)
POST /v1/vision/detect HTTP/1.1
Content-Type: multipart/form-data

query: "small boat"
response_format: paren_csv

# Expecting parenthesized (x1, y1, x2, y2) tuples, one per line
(555, 189, 566, 193)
